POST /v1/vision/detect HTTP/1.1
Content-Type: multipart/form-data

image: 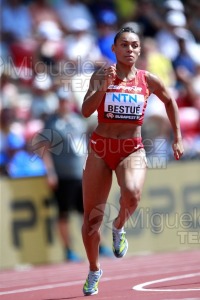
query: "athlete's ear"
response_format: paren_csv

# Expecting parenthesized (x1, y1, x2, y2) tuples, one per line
(112, 44, 115, 52)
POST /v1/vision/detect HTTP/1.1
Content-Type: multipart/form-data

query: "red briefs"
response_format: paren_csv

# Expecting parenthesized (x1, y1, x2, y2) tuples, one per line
(90, 132, 144, 170)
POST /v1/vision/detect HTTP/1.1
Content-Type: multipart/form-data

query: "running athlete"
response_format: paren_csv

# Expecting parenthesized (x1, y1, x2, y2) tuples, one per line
(81, 27, 184, 296)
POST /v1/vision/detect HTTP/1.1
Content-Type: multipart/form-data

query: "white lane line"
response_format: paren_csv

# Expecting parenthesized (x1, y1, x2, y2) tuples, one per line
(133, 272, 200, 292)
(0, 273, 142, 296)
(0, 271, 171, 296)
(0, 280, 84, 296)
(1, 271, 200, 295)
(0, 274, 134, 296)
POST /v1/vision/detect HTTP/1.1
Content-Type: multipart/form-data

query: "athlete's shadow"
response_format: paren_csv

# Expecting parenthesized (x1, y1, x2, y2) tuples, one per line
(44, 296, 85, 300)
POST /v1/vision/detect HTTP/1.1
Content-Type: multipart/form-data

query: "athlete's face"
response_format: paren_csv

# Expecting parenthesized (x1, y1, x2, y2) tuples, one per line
(112, 32, 141, 65)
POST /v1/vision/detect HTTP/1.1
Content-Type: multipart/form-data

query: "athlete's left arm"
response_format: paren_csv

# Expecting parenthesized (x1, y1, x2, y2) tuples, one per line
(146, 72, 184, 160)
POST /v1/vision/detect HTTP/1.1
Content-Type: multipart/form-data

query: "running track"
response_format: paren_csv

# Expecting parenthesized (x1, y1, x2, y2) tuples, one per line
(0, 250, 200, 300)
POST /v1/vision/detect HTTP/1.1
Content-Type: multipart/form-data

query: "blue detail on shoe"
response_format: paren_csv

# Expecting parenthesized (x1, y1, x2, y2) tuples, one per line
(83, 269, 103, 296)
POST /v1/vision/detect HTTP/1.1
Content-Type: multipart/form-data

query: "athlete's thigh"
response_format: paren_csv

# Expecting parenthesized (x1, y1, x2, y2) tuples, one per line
(115, 148, 147, 192)
(83, 148, 113, 213)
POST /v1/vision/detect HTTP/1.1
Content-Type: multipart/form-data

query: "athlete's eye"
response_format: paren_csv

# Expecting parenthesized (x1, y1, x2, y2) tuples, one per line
(132, 43, 139, 49)
(120, 42, 139, 49)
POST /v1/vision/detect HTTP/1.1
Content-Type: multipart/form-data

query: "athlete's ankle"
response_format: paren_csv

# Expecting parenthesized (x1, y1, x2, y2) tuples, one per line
(90, 263, 100, 272)
(113, 218, 124, 230)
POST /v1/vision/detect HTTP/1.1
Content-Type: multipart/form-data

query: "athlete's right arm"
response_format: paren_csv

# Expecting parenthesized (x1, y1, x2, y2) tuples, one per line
(81, 66, 116, 118)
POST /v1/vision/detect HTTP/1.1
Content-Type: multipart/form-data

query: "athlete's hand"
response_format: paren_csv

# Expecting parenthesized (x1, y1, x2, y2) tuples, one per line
(104, 65, 117, 85)
(172, 139, 184, 160)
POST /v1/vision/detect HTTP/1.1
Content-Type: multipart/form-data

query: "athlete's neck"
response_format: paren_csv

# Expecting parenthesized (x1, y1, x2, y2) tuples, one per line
(116, 64, 137, 81)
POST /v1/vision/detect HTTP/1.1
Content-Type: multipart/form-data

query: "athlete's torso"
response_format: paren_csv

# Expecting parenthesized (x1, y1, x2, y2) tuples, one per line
(97, 69, 150, 126)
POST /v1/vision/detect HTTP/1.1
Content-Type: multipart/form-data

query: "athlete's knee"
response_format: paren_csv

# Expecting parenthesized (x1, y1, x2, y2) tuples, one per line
(121, 185, 142, 207)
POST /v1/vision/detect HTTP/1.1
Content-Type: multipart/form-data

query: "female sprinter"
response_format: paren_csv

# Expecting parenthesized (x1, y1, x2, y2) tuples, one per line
(81, 27, 184, 296)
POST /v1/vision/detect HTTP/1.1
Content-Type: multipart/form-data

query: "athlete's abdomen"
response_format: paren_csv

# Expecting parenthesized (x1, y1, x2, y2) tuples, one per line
(95, 122, 142, 139)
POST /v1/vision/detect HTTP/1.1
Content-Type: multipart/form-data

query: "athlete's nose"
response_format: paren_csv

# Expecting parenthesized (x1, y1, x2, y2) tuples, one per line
(127, 45, 133, 52)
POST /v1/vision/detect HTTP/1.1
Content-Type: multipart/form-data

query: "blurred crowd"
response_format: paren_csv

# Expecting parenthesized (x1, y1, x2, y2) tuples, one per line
(1, 0, 200, 178)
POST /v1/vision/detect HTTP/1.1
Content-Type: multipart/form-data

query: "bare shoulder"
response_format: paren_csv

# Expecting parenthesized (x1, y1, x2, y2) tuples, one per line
(145, 71, 172, 103)
(145, 71, 165, 94)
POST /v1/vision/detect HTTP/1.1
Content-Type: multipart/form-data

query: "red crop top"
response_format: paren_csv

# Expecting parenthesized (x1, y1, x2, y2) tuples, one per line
(97, 69, 150, 125)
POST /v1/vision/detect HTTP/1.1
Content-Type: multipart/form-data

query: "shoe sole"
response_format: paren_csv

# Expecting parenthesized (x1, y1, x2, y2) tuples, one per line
(84, 289, 98, 296)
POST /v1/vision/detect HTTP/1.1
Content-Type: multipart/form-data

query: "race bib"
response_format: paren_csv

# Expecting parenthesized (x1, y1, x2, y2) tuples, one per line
(104, 92, 145, 120)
